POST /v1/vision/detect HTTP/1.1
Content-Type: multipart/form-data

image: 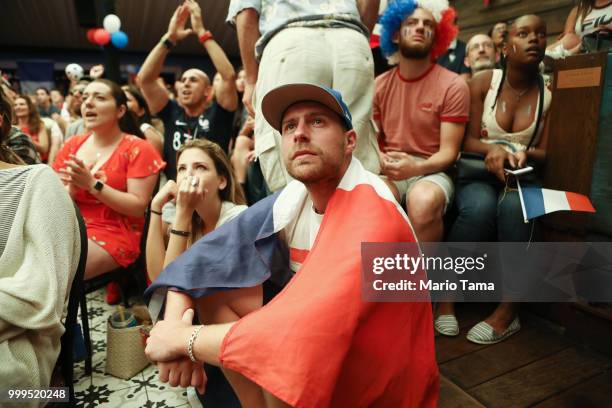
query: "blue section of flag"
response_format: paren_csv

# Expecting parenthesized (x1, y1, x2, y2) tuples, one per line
(144, 190, 291, 305)
(521, 187, 546, 220)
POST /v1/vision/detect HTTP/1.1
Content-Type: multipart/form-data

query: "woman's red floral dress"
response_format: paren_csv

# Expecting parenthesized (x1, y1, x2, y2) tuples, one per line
(53, 134, 165, 267)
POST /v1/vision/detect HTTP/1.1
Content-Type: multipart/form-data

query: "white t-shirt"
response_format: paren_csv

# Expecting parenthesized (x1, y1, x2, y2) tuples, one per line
(575, 3, 612, 37)
(283, 197, 324, 273)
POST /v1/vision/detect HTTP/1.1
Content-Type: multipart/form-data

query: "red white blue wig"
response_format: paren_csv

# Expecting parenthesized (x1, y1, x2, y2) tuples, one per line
(379, 0, 458, 63)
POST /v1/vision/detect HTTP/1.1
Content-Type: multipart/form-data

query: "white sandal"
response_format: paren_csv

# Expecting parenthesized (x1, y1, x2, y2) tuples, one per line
(466, 317, 521, 345)
(434, 314, 459, 336)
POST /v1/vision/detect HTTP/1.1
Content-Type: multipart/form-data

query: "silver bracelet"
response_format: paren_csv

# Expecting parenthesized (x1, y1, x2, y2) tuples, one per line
(187, 325, 204, 363)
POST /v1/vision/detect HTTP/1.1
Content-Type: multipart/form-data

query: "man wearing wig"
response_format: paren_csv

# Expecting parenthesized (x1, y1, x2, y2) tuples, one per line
(375, 0, 469, 245)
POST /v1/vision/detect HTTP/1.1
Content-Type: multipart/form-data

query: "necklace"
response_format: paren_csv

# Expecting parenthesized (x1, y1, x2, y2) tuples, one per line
(183, 112, 203, 140)
(505, 78, 532, 101)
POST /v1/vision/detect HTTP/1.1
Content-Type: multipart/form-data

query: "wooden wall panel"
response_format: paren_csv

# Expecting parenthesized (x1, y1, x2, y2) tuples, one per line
(455, 0, 575, 44)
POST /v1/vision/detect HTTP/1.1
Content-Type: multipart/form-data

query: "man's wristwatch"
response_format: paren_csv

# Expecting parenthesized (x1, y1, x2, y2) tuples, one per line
(91, 180, 104, 194)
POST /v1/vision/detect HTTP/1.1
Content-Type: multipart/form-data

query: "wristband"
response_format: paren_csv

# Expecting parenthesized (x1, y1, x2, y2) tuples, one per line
(188, 325, 204, 362)
(150, 209, 162, 216)
(170, 228, 190, 237)
(161, 36, 175, 50)
(198, 31, 213, 44)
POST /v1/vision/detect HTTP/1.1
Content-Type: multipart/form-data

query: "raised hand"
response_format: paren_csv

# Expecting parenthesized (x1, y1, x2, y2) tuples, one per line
(167, 3, 193, 43)
(185, 0, 206, 37)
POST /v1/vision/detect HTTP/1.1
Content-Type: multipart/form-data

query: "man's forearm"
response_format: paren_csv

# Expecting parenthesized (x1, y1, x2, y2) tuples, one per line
(357, 0, 381, 33)
(236, 8, 261, 84)
(165, 290, 195, 321)
(139, 40, 170, 85)
(193, 322, 236, 366)
(202, 38, 236, 80)
(416, 150, 458, 176)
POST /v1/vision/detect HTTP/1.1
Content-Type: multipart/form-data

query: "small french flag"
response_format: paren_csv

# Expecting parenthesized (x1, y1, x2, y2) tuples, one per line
(517, 182, 596, 223)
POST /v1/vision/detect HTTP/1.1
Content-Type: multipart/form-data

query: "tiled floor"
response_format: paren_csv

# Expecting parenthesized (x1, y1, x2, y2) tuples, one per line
(73, 289, 194, 407)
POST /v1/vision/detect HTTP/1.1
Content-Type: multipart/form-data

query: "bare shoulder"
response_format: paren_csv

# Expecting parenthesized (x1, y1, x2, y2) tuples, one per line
(470, 69, 495, 96)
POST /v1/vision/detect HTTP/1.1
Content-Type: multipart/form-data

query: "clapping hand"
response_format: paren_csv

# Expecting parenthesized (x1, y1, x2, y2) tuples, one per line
(58, 154, 95, 191)
(185, 0, 206, 37)
(167, 2, 193, 43)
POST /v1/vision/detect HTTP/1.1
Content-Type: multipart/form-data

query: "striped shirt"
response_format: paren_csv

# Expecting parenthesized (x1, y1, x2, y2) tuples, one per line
(0, 165, 31, 256)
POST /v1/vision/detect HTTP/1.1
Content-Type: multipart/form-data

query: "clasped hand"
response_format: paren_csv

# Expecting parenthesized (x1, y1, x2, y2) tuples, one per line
(145, 309, 207, 393)
(152, 176, 207, 218)
(381, 151, 421, 180)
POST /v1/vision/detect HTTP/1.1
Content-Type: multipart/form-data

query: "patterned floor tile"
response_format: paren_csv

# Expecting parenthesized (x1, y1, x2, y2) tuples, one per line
(75, 384, 144, 407)
(126, 385, 190, 407)
(74, 289, 163, 407)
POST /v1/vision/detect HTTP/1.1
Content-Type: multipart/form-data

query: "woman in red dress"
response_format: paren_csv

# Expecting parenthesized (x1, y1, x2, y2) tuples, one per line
(53, 79, 164, 297)
(13, 95, 49, 162)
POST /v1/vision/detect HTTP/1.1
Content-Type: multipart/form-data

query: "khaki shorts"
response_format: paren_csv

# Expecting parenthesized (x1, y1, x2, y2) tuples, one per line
(388, 156, 454, 213)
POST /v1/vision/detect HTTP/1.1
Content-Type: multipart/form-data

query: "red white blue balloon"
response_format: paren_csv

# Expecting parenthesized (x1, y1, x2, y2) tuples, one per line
(111, 31, 129, 49)
(103, 14, 121, 33)
(93, 28, 111, 45)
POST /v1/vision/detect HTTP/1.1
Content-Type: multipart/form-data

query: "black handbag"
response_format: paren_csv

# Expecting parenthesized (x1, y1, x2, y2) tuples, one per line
(455, 152, 497, 183)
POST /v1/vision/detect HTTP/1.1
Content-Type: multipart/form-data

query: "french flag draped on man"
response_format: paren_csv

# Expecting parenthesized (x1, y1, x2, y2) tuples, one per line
(145, 158, 439, 407)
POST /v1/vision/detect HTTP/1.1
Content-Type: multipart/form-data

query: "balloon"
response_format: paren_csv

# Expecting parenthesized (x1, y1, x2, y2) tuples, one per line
(86, 28, 97, 44)
(103, 14, 121, 33)
(65, 63, 84, 81)
(93, 29, 111, 46)
(111, 31, 129, 49)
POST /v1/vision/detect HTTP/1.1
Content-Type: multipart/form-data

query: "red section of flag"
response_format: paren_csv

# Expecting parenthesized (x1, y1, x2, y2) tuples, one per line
(565, 191, 596, 213)
(290, 247, 309, 264)
(220, 184, 438, 407)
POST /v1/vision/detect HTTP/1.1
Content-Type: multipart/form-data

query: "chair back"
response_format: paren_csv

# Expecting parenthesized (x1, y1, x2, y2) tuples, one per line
(58, 203, 88, 402)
